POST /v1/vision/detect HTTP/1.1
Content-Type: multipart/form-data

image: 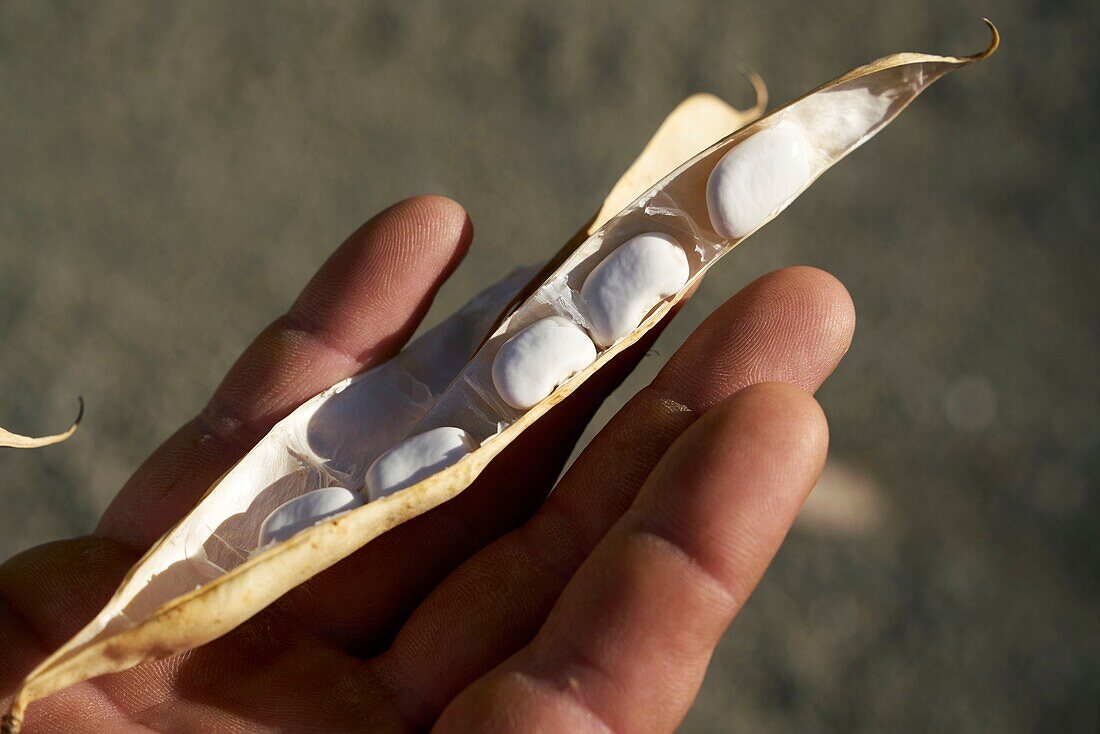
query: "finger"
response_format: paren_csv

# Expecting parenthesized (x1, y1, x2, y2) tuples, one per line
(376, 267, 854, 724)
(96, 196, 472, 550)
(435, 383, 828, 733)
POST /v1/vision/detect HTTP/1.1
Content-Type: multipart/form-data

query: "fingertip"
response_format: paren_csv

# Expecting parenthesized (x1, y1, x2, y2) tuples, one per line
(406, 193, 468, 221)
(785, 265, 857, 356)
(717, 381, 830, 472)
(391, 194, 474, 259)
(752, 265, 855, 358)
(655, 266, 855, 408)
(642, 378, 827, 528)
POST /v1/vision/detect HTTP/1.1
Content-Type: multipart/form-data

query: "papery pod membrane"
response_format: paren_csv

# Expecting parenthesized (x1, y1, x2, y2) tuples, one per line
(3, 87, 766, 731)
(0, 399, 82, 449)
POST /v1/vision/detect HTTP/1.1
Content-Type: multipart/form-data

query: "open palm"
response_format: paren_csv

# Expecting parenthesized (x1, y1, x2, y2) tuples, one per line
(1, 196, 854, 733)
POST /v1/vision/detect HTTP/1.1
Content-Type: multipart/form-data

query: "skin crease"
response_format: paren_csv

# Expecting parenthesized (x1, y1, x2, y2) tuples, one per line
(0, 196, 855, 733)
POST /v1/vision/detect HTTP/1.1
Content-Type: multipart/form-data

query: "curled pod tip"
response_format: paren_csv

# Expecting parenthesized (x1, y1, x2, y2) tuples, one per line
(974, 18, 1000, 61)
(736, 62, 769, 118)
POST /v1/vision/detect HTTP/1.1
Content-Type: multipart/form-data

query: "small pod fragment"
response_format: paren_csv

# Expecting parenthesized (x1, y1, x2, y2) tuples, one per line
(366, 426, 478, 500)
(0, 398, 82, 449)
(706, 125, 813, 239)
(257, 487, 364, 547)
(491, 316, 597, 409)
(581, 232, 690, 347)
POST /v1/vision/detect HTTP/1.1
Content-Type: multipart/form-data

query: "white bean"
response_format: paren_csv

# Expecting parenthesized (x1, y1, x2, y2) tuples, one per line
(706, 125, 813, 239)
(580, 232, 689, 347)
(257, 486, 363, 547)
(366, 426, 478, 500)
(492, 316, 597, 409)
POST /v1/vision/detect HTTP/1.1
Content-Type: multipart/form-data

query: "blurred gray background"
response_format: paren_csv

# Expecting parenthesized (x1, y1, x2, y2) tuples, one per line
(2, 0, 1097, 731)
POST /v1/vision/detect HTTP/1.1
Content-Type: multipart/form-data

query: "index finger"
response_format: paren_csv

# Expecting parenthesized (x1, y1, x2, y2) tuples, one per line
(96, 195, 472, 551)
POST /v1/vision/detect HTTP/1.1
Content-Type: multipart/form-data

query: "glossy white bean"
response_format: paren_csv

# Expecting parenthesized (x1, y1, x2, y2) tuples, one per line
(366, 426, 478, 500)
(706, 125, 813, 239)
(491, 316, 597, 410)
(257, 486, 363, 547)
(581, 232, 689, 347)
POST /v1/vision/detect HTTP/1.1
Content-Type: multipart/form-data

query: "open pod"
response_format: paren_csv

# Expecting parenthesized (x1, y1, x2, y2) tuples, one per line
(4, 22, 998, 731)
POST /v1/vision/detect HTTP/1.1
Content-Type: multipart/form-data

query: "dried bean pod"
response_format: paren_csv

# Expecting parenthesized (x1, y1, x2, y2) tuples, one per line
(5, 27, 998, 729)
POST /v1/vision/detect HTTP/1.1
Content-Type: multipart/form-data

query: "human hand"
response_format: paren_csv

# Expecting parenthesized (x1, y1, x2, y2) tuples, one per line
(1, 196, 854, 733)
